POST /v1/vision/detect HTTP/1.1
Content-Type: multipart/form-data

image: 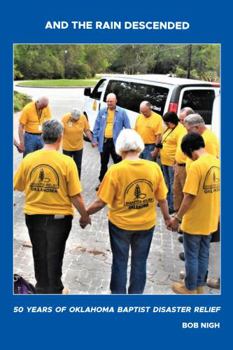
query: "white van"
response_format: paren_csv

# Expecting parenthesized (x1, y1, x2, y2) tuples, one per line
(83, 74, 220, 131)
(211, 93, 220, 140)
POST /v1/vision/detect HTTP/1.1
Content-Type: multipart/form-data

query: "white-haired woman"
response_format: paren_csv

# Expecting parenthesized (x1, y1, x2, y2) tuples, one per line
(62, 108, 92, 178)
(85, 129, 171, 294)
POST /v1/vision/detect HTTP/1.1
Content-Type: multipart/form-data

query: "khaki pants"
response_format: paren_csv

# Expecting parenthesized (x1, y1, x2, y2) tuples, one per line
(173, 164, 187, 212)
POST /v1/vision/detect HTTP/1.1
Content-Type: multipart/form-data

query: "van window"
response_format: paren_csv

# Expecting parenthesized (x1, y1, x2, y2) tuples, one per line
(181, 89, 215, 124)
(104, 80, 169, 115)
(91, 79, 107, 100)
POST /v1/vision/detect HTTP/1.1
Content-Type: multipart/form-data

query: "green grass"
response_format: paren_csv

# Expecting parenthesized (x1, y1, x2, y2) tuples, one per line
(14, 91, 32, 112)
(16, 79, 98, 87)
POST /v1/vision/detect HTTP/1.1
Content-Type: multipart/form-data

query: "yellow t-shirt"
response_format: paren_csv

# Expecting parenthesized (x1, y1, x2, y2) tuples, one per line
(62, 113, 90, 151)
(104, 109, 115, 138)
(135, 112, 163, 144)
(98, 159, 167, 230)
(160, 123, 186, 166)
(19, 101, 51, 133)
(181, 154, 220, 235)
(186, 128, 220, 171)
(175, 128, 187, 164)
(14, 149, 82, 215)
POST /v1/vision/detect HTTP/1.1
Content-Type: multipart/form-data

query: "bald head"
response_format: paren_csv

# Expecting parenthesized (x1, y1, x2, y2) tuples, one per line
(106, 93, 117, 110)
(140, 101, 152, 118)
(36, 96, 49, 110)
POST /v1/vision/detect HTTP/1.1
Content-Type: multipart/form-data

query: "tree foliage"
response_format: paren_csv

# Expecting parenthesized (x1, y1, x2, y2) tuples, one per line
(14, 44, 220, 81)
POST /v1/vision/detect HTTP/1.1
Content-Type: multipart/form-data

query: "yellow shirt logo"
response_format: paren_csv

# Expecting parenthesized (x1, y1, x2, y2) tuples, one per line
(203, 166, 220, 193)
(124, 180, 154, 209)
(30, 164, 59, 193)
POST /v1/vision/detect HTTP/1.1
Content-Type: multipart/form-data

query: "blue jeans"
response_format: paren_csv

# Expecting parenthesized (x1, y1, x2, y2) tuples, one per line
(140, 144, 155, 161)
(162, 164, 174, 211)
(109, 221, 154, 294)
(183, 233, 212, 290)
(24, 132, 44, 157)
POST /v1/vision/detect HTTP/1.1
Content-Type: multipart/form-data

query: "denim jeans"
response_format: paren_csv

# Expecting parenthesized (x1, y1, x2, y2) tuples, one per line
(63, 149, 83, 178)
(162, 164, 174, 211)
(25, 214, 72, 294)
(139, 144, 155, 161)
(183, 232, 212, 290)
(24, 132, 44, 157)
(108, 221, 154, 294)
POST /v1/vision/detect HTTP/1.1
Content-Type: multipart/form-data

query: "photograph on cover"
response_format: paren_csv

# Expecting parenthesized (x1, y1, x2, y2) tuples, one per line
(13, 44, 220, 295)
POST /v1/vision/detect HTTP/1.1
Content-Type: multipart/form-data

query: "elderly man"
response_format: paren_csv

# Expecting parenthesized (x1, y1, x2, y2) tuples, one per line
(184, 114, 219, 171)
(14, 120, 91, 294)
(135, 101, 163, 161)
(168, 133, 220, 294)
(92, 93, 130, 190)
(18, 96, 51, 157)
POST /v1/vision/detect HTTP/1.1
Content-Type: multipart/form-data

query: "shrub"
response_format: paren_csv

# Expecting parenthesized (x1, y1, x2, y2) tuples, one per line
(14, 91, 32, 112)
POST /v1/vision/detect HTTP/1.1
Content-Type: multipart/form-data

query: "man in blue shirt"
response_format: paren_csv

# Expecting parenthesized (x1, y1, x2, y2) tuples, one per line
(92, 93, 131, 190)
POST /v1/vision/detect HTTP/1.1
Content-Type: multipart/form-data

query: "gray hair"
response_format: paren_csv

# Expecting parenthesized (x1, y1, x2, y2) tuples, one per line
(184, 114, 205, 126)
(140, 101, 152, 110)
(115, 129, 144, 156)
(42, 119, 63, 144)
(71, 108, 81, 120)
(106, 93, 117, 101)
(180, 107, 195, 116)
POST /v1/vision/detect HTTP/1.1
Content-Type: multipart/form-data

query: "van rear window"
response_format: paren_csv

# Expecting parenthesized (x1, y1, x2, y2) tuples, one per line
(104, 80, 169, 115)
(181, 89, 215, 125)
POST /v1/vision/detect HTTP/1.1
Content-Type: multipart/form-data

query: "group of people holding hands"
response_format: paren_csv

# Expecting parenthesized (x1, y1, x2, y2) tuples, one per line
(14, 92, 220, 295)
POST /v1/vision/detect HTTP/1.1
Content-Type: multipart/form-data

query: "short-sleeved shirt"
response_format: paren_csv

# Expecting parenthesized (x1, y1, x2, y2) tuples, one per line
(186, 128, 220, 171)
(19, 101, 51, 133)
(160, 123, 186, 166)
(135, 112, 163, 144)
(97, 159, 167, 230)
(14, 149, 82, 215)
(175, 128, 187, 164)
(181, 153, 220, 235)
(62, 113, 90, 151)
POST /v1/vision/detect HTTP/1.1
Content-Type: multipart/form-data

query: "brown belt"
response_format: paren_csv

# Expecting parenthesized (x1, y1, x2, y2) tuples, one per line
(177, 163, 186, 167)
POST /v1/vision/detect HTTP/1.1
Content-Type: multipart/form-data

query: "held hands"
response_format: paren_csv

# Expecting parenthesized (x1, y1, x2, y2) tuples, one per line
(91, 142, 98, 148)
(164, 217, 173, 229)
(79, 214, 91, 229)
(166, 217, 180, 232)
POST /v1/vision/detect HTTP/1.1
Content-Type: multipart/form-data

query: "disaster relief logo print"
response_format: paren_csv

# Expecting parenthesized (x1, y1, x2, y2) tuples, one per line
(203, 166, 220, 193)
(124, 179, 154, 209)
(30, 164, 59, 192)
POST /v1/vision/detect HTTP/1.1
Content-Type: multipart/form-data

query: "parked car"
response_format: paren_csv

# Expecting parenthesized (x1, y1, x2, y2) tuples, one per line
(83, 74, 220, 131)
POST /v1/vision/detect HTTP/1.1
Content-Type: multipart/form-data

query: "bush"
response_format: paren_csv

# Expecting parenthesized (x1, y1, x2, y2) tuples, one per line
(14, 91, 32, 112)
